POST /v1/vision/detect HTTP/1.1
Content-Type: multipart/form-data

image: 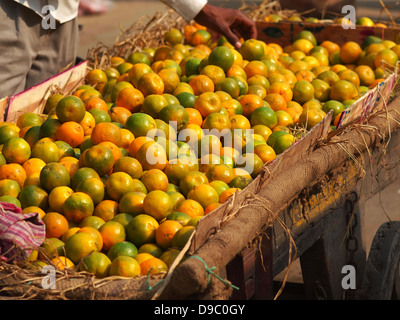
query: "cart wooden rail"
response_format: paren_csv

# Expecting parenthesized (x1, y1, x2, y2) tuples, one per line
(157, 92, 400, 300)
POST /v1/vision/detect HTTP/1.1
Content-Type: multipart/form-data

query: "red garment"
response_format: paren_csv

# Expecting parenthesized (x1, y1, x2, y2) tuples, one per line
(0, 202, 45, 262)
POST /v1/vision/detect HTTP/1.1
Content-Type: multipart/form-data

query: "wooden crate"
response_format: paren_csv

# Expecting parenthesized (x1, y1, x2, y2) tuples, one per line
(1, 60, 87, 123)
(256, 21, 400, 46)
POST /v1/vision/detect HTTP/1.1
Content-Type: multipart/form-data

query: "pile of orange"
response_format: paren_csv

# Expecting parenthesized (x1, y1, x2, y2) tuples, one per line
(0, 19, 397, 278)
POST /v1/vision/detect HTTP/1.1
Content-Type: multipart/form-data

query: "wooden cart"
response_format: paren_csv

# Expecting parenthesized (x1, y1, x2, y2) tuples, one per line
(1, 20, 400, 301)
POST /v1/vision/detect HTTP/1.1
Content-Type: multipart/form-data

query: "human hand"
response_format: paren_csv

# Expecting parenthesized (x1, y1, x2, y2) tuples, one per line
(194, 4, 257, 49)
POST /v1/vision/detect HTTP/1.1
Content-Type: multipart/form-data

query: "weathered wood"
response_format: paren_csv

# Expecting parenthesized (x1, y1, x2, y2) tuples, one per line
(157, 94, 400, 300)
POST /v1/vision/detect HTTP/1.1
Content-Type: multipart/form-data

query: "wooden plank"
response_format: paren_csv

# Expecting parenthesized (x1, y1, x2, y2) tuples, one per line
(272, 126, 400, 277)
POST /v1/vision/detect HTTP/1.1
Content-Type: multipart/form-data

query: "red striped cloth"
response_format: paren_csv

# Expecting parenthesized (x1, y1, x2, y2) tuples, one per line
(0, 202, 45, 262)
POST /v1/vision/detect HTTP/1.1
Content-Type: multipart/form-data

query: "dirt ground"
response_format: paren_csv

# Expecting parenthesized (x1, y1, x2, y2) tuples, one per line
(76, 0, 400, 289)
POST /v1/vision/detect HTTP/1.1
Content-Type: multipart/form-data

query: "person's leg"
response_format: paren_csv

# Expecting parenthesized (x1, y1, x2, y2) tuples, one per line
(25, 17, 79, 90)
(0, 2, 41, 98)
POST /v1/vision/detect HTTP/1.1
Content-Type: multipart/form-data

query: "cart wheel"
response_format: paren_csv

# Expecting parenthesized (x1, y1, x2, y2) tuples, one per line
(361, 221, 400, 299)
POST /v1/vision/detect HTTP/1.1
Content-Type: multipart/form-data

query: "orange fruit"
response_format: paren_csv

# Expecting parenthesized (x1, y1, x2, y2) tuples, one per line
(320, 40, 340, 55)
(2, 137, 31, 165)
(338, 69, 360, 87)
(42, 212, 69, 239)
(107, 241, 138, 261)
(75, 177, 105, 205)
(85, 69, 108, 86)
(20, 204, 44, 218)
(70, 167, 100, 190)
(264, 93, 287, 112)
(115, 86, 144, 113)
(206, 163, 235, 185)
(142, 94, 168, 119)
(119, 128, 135, 151)
(51, 256, 75, 270)
(176, 199, 204, 218)
(78, 226, 104, 251)
(208, 46, 234, 72)
(44, 93, 64, 114)
(298, 107, 327, 129)
(187, 184, 220, 209)
(63, 191, 95, 224)
(126, 214, 159, 247)
(171, 225, 195, 249)
(94, 199, 119, 222)
(113, 156, 143, 180)
(202, 112, 230, 132)
(91, 122, 121, 146)
(98, 141, 121, 165)
(16, 112, 42, 129)
(79, 111, 96, 136)
(140, 256, 168, 275)
(239, 94, 264, 117)
(143, 190, 172, 221)
(109, 255, 141, 277)
(39, 162, 70, 192)
(155, 219, 183, 250)
(83, 96, 109, 113)
(340, 41, 362, 64)
(157, 68, 180, 94)
(128, 136, 153, 158)
(160, 248, 183, 268)
(186, 108, 203, 127)
(374, 48, 399, 68)
(254, 143, 276, 163)
(244, 60, 269, 79)
(31, 138, 61, 164)
(105, 172, 134, 202)
(65, 232, 99, 264)
(138, 243, 163, 258)
(18, 184, 48, 210)
(249, 106, 277, 129)
(56, 95, 86, 123)
(83, 145, 115, 177)
(190, 29, 211, 46)
(98, 220, 126, 252)
(267, 82, 293, 102)
(79, 215, 105, 230)
(140, 168, 168, 192)
(118, 191, 146, 216)
(0, 123, 20, 145)
(240, 39, 264, 61)
(55, 121, 85, 148)
(137, 72, 164, 97)
(354, 65, 376, 87)
(135, 141, 167, 171)
(204, 202, 222, 215)
(158, 104, 189, 132)
(329, 80, 358, 102)
(125, 112, 157, 138)
(109, 107, 132, 127)
(292, 80, 315, 105)
(189, 74, 215, 96)
(219, 187, 240, 203)
(81, 251, 111, 278)
(230, 114, 251, 130)
(194, 92, 222, 118)
(61, 227, 81, 242)
(48, 186, 74, 214)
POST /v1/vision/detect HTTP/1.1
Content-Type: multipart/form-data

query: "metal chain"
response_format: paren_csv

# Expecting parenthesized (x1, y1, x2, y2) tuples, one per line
(344, 192, 359, 299)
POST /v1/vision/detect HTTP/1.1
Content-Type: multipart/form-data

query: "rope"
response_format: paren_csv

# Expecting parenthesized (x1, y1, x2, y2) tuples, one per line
(146, 268, 165, 291)
(190, 255, 239, 290)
